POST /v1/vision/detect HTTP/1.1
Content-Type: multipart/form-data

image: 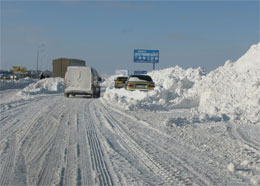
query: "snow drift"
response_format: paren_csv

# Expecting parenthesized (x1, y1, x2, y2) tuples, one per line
(17, 77, 64, 96)
(193, 43, 260, 124)
(103, 42, 260, 124)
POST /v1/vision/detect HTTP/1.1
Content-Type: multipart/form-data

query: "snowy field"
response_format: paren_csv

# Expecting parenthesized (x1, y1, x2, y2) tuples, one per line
(0, 43, 259, 186)
(0, 78, 36, 91)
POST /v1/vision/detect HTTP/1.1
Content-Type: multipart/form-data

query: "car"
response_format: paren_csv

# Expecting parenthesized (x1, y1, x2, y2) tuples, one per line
(64, 66, 101, 98)
(125, 74, 155, 91)
(114, 76, 128, 88)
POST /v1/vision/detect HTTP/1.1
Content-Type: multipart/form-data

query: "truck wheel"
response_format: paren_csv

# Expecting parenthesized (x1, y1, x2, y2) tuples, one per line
(64, 93, 69, 98)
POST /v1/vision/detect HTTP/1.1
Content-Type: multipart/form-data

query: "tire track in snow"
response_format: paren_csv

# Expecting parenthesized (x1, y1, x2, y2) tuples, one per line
(0, 96, 56, 145)
(226, 124, 260, 174)
(226, 124, 260, 184)
(93, 101, 213, 186)
(74, 100, 94, 186)
(1, 95, 113, 186)
(8, 96, 67, 186)
(36, 109, 68, 186)
(63, 101, 78, 186)
(227, 124, 260, 152)
(137, 132, 210, 185)
(16, 98, 64, 160)
(0, 135, 16, 186)
(0, 98, 31, 114)
(91, 102, 177, 185)
(0, 97, 62, 186)
(101, 102, 252, 185)
(84, 101, 114, 186)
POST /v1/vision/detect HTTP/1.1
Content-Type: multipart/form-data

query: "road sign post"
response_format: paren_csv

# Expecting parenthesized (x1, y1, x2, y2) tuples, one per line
(133, 49, 159, 70)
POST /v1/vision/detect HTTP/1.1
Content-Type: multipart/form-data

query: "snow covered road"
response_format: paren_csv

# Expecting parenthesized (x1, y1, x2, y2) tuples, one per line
(0, 91, 259, 186)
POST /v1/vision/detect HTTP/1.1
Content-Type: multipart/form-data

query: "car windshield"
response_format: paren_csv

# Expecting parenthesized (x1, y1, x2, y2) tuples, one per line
(128, 75, 153, 82)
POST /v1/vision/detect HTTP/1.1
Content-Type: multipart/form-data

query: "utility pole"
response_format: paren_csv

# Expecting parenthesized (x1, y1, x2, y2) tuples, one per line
(40, 54, 46, 71)
(36, 44, 45, 77)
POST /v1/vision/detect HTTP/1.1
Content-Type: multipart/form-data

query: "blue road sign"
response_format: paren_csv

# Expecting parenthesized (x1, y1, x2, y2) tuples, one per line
(134, 49, 159, 63)
(134, 70, 147, 75)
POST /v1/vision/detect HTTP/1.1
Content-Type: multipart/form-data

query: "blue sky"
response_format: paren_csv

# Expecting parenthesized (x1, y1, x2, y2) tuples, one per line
(1, 0, 259, 74)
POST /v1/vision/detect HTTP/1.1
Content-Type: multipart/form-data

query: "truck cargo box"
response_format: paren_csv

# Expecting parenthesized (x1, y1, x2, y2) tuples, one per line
(52, 58, 85, 78)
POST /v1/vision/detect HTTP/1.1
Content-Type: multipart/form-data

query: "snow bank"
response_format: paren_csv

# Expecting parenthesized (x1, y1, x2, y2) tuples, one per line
(102, 67, 205, 110)
(102, 42, 260, 124)
(192, 43, 260, 123)
(0, 77, 36, 91)
(17, 77, 64, 96)
(100, 74, 118, 88)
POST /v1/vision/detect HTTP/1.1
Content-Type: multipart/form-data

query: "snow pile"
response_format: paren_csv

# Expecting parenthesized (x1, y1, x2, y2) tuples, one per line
(0, 77, 36, 91)
(149, 66, 205, 89)
(17, 77, 64, 96)
(103, 42, 260, 124)
(100, 74, 118, 88)
(192, 43, 260, 123)
(102, 67, 205, 110)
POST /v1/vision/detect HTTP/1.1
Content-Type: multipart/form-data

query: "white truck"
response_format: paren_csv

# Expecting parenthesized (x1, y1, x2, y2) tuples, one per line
(64, 66, 101, 98)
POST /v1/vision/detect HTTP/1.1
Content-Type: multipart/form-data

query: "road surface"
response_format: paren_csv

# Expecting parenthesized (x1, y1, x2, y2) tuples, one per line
(0, 92, 259, 185)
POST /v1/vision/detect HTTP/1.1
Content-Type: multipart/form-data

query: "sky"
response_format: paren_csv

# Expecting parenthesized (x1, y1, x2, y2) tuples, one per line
(1, 0, 259, 75)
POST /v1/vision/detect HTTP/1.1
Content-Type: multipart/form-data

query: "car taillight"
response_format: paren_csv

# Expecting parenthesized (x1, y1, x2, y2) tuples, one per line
(148, 84, 155, 88)
(127, 83, 134, 87)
